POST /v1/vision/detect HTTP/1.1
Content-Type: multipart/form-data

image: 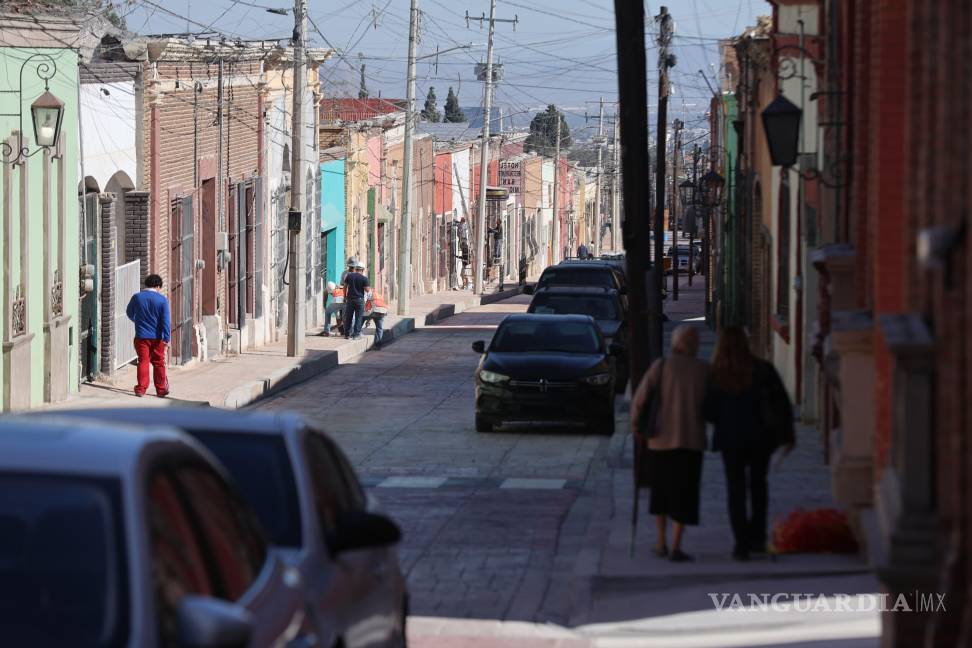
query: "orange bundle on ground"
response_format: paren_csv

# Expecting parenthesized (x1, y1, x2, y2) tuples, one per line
(771, 508, 859, 554)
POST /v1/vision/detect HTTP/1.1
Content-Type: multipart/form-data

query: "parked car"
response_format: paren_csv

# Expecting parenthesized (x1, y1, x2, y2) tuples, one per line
(561, 258, 628, 292)
(0, 416, 311, 648)
(666, 244, 702, 275)
(54, 408, 408, 648)
(524, 262, 624, 294)
(472, 313, 619, 434)
(526, 286, 629, 392)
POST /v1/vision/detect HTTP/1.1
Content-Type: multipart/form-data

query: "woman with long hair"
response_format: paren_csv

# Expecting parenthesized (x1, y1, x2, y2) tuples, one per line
(705, 326, 794, 561)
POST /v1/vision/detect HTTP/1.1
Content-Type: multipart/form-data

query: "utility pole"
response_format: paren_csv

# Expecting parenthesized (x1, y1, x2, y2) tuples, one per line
(552, 115, 561, 263)
(286, 0, 307, 357)
(611, 110, 620, 252)
(472, 0, 494, 296)
(397, 0, 419, 315)
(689, 144, 699, 286)
(613, 0, 651, 388)
(593, 96, 604, 256)
(467, 5, 517, 293)
(651, 6, 674, 360)
(672, 118, 682, 301)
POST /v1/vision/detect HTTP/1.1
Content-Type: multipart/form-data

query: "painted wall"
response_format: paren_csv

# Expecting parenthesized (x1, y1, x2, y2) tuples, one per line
(321, 158, 346, 286)
(451, 147, 470, 220)
(0, 47, 80, 404)
(434, 150, 452, 216)
(79, 80, 136, 192)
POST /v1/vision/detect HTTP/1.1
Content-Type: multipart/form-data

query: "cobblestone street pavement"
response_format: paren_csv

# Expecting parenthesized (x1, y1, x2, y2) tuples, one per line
(256, 295, 611, 635)
(255, 286, 880, 647)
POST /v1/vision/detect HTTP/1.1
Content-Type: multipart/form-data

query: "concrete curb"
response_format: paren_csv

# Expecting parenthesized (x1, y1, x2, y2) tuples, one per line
(224, 286, 523, 409)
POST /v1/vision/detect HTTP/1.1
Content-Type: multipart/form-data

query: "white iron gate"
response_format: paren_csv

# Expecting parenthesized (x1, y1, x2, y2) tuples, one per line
(114, 259, 140, 369)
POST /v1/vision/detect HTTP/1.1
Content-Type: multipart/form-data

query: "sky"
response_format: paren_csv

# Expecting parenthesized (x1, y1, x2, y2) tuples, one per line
(120, 0, 770, 136)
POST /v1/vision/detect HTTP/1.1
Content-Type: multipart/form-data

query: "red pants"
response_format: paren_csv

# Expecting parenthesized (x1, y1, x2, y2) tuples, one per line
(134, 338, 169, 396)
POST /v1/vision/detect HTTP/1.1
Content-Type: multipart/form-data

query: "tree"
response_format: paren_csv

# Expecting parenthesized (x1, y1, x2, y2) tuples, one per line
(524, 105, 572, 157)
(421, 87, 440, 122)
(444, 87, 465, 122)
(358, 63, 369, 99)
(46, 0, 127, 29)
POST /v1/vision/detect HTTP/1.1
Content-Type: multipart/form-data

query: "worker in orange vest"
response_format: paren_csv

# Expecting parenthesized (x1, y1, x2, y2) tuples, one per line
(364, 288, 389, 349)
(322, 281, 345, 336)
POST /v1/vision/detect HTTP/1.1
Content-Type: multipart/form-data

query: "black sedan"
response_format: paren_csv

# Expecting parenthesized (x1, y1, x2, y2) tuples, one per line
(524, 263, 624, 294)
(472, 314, 618, 434)
(526, 286, 629, 392)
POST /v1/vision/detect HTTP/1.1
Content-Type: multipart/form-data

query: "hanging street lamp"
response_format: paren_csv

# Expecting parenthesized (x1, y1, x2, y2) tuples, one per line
(30, 90, 65, 149)
(760, 94, 802, 168)
(678, 178, 696, 209)
(0, 53, 64, 163)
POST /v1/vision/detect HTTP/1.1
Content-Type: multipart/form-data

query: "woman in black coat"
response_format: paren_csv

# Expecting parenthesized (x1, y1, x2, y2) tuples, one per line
(704, 326, 795, 561)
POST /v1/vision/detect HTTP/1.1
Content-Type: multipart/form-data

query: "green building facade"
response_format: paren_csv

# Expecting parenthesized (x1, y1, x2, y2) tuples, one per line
(0, 46, 81, 409)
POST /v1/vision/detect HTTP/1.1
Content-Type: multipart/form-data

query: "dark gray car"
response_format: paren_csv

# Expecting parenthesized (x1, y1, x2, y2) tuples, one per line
(0, 416, 310, 648)
(55, 408, 409, 648)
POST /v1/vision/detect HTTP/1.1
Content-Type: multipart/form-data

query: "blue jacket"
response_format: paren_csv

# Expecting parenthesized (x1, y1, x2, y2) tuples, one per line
(126, 289, 171, 342)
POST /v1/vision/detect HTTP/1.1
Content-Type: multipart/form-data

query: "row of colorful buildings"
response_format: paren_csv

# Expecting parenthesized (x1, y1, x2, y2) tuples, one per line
(0, 6, 608, 411)
(706, 1, 970, 645)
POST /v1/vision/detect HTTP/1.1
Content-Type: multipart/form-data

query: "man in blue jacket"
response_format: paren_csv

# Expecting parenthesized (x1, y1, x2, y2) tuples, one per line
(126, 273, 171, 397)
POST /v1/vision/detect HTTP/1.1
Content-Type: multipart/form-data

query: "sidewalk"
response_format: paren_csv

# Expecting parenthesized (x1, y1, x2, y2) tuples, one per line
(47, 286, 524, 411)
(566, 274, 880, 646)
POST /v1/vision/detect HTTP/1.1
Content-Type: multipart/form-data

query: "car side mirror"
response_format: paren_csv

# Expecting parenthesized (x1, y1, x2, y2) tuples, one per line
(608, 343, 624, 356)
(522, 284, 534, 295)
(329, 511, 402, 556)
(178, 595, 252, 648)
(472, 340, 485, 354)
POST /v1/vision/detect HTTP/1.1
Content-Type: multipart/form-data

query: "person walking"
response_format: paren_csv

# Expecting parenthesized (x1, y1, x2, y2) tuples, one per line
(343, 261, 370, 340)
(630, 324, 709, 562)
(126, 273, 171, 398)
(577, 242, 589, 260)
(704, 326, 795, 561)
(321, 281, 345, 336)
(365, 288, 389, 349)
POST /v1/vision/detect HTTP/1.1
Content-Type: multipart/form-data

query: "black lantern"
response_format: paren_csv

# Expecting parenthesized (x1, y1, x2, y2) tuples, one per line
(678, 178, 696, 207)
(30, 90, 65, 149)
(760, 94, 801, 167)
(700, 169, 725, 207)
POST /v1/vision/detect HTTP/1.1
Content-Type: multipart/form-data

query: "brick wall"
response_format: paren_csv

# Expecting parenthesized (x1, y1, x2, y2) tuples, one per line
(98, 194, 116, 375)
(143, 59, 262, 342)
(124, 191, 150, 285)
(912, 0, 971, 645)
(867, 0, 908, 474)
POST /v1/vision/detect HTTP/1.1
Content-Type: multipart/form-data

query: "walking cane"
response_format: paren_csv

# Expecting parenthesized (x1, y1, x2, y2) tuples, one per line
(629, 436, 641, 557)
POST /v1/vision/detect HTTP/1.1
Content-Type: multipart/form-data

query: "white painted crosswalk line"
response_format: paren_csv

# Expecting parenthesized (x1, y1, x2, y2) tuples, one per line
(499, 478, 567, 490)
(377, 476, 448, 488)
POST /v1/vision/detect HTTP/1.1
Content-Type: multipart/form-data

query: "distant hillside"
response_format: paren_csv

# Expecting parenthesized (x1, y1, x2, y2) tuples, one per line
(463, 106, 602, 141)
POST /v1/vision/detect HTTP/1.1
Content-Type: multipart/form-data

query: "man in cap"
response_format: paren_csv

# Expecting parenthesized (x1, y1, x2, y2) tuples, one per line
(343, 260, 370, 339)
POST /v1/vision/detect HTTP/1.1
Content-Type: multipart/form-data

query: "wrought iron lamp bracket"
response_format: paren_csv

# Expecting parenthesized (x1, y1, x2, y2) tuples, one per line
(0, 53, 59, 165)
(789, 153, 849, 189)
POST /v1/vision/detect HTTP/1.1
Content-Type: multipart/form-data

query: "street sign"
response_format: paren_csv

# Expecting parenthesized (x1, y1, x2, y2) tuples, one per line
(498, 159, 521, 194)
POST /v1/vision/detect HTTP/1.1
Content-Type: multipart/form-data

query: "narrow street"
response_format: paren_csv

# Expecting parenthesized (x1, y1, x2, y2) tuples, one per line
(256, 294, 610, 626)
(255, 283, 880, 648)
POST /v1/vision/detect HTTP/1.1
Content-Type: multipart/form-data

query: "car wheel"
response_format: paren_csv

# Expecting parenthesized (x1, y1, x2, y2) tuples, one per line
(475, 413, 494, 433)
(592, 411, 615, 436)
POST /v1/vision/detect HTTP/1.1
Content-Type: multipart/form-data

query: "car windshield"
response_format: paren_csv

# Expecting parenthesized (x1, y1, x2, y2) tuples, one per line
(530, 294, 619, 320)
(491, 320, 601, 354)
(192, 432, 303, 547)
(538, 268, 616, 289)
(0, 474, 128, 648)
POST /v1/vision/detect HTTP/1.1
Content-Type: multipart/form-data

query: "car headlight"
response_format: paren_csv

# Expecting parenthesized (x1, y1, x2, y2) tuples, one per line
(479, 370, 510, 384)
(582, 373, 612, 386)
